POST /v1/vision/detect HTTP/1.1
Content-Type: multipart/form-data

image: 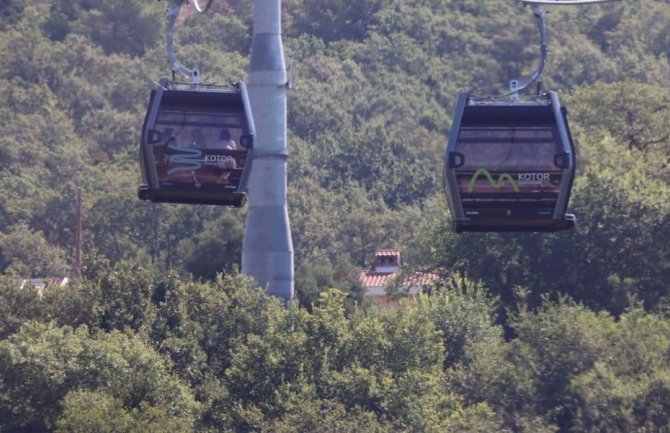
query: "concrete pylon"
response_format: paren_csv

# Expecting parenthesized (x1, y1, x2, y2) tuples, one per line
(242, 0, 294, 302)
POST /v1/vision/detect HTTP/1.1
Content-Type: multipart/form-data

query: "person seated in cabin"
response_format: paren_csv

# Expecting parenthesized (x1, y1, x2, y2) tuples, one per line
(189, 128, 207, 147)
(216, 128, 238, 150)
(159, 127, 176, 145)
(153, 127, 175, 170)
(199, 128, 237, 172)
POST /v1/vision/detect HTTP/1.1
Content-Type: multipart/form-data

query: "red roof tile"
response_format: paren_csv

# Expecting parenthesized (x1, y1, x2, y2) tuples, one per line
(375, 249, 400, 257)
(360, 270, 441, 289)
(19, 277, 70, 290)
(360, 271, 398, 288)
(402, 272, 441, 286)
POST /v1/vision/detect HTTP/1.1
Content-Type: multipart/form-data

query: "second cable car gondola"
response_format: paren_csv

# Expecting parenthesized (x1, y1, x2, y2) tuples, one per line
(444, 91, 576, 232)
(138, 78, 255, 207)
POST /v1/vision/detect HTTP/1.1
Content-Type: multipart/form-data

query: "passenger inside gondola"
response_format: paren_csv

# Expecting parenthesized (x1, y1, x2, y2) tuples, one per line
(216, 128, 238, 150)
(148, 124, 238, 187)
(189, 128, 207, 147)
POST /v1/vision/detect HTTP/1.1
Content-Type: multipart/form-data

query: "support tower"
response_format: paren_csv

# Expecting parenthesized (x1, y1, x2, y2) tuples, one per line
(242, 0, 294, 301)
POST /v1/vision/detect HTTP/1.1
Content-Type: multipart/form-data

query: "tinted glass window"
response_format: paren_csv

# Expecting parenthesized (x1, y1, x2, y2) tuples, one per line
(456, 127, 557, 171)
(454, 126, 562, 194)
(151, 107, 247, 190)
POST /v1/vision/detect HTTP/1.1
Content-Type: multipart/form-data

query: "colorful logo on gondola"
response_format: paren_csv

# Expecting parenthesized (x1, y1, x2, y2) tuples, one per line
(167, 143, 203, 175)
(468, 168, 519, 193)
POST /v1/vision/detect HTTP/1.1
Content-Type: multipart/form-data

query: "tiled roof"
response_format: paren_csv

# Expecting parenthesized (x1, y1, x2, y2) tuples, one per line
(361, 271, 398, 288)
(402, 272, 441, 286)
(19, 277, 70, 290)
(375, 249, 400, 257)
(360, 270, 441, 289)
(19, 278, 70, 296)
(363, 249, 442, 297)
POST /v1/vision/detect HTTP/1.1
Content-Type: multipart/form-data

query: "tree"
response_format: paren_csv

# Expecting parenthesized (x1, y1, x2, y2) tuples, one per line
(0, 323, 197, 433)
(289, 0, 384, 42)
(76, 0, 162, 56)
(0, 276, 48, 339)
(93, 260, 157, 333)
(178, 212, 244, 280)
(0, 223, 70, 277)
(457, 298, 670, 433)
(567, 308, 670, 433)
(568, 82, 670, 153)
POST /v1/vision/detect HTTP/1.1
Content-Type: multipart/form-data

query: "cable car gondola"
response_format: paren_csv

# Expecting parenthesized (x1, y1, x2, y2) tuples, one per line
(444, 91, 576, 232)
(138, 78, 255, 207)
(439, 0, 616, 233)
(138, 1, 256, 207)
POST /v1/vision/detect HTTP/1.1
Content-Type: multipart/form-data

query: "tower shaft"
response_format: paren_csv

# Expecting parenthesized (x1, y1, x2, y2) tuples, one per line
(242, 0, 294, 301)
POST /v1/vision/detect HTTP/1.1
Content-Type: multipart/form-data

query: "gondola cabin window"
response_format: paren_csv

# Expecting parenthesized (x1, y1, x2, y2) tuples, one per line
(455, 126, 562, 196)
(151, 109, 246, 190)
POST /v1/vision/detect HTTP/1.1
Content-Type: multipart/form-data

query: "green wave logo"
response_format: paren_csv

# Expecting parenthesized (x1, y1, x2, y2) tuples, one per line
(468, 168, 519, 193)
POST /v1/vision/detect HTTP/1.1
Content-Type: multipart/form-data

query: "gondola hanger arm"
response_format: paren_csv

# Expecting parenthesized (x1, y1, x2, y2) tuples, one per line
(192, 0, 214, 13)
(508, 0, 620, 101)
(286, 57, 295, 89)
(166, 0, 200, 85)
(509, 4, 547, 101)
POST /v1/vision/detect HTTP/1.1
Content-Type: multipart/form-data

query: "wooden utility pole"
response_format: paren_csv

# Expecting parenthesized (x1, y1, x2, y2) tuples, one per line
(73, 187, 82, 278)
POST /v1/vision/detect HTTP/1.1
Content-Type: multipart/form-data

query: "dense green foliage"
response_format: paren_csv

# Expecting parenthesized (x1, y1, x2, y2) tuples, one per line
(0, 0, 669, 431)
(2, 272, 670, 432)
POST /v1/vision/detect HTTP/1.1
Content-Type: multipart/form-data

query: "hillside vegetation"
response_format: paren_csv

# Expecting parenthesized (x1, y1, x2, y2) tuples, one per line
(0, 0, 669, 431)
